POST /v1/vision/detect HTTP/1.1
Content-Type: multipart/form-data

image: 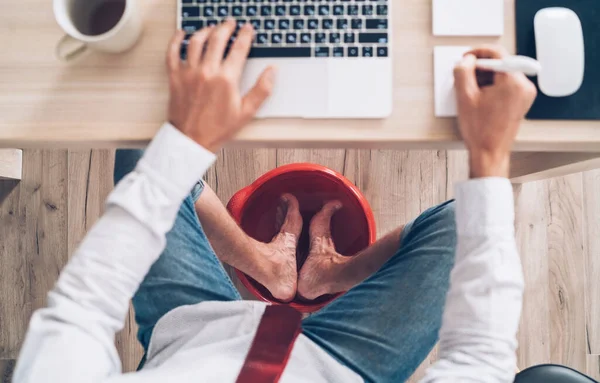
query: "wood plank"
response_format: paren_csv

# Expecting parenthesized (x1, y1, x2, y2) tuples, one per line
(0, 150, 68, 358)
(583, 170, 600, 355)
(546, 174, 586, 372)
(445, 150, 469, 198)
(67, 149, 143, 372)
(276, 149, 347, 174)
(514, 181, 551, 368)
(0, 149, 22, 180)
(587, 354, 600, 381)
(510, 152, 600, 184)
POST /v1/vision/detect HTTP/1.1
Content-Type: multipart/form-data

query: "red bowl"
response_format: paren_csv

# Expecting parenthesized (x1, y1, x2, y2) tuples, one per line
(226, 163, 376, 313)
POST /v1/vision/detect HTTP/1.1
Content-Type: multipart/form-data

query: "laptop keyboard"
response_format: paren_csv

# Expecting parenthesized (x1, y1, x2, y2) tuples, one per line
(180, 0, 389, 59)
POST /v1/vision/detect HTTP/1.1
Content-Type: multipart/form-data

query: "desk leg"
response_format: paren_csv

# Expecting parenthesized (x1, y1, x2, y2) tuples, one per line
(0, 149, 22, 181)
(510, 152, 600, 184)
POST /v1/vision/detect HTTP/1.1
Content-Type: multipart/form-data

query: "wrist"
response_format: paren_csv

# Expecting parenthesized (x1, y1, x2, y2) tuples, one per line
(469, 150, 510, 179)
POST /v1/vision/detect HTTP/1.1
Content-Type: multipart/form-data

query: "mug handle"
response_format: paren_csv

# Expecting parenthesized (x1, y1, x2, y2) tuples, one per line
(55, 34, 87, 61)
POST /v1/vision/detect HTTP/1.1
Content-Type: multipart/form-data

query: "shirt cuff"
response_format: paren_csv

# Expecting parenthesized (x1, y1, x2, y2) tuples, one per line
(136, 122, 216, 202)
(455, 178, 514, 236)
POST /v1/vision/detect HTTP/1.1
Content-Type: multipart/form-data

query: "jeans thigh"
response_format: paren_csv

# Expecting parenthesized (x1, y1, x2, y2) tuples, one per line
(302, 201, 456, 383)
(114, 150, 241, 351)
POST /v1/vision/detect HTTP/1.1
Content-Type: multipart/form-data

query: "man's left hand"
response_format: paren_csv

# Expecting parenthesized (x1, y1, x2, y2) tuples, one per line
(166, 20, 275, 153)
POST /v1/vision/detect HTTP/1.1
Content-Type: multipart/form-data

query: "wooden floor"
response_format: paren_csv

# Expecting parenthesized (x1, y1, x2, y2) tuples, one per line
(0, 148, 598, 382)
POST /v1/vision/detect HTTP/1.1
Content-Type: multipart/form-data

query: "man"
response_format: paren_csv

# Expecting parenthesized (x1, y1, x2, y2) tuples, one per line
(14, 20, 536, 383)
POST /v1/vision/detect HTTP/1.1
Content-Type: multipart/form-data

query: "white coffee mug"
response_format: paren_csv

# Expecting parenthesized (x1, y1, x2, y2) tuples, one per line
(53, 0, 143, 60)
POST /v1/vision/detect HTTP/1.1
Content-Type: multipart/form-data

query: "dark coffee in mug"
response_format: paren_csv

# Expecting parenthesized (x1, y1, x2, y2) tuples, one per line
(71, 0, 126, 36)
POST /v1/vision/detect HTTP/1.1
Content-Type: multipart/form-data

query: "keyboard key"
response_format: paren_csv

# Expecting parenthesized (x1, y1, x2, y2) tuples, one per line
(304, 5, 315, 15)
(275, 5, 286, 16)
(210, 0, 220, 3)
(182, 6, 200, 17)
(286, 33, 297, 44)
(366, 19, 388, 29)
(348, 5, 359, 15)
(307, 19, 319, 29)
(232, 5, 243, 16)
(250, 19, 261, 29)
(333, 47, 344, 57)
(183, 0, 194, 3)
(217, 6, 229, 16)
(256, 33, 268, 44)
(329, 32, 341, 43)
(293, 19, 305, 29)
(271, 33, 283, 43)
(362, 5, 373, 15)
(351, 19, 362, 29)
(204, 6, 215, 16)
(236, 19, 247, 28)
(207, 19, 219, 26)
(183, 20, 203, 33)
(362, 47, 373, 57)
(290, 5, 301, 15)
(240, 0, 249, 3)
(333, 5, 344, 15)
(347, 46, 359, 57)
(336, 18, 349, 29)
(343, 32, 355, 43)
(197, 0, 207, 3)
(322, 18, 333, 29)
(249, 47, 311, 58)
(279, 19, 290, 29)
(358, 32, 388, 44)
(377, 4, 388, 16)
(246, 5, 257, 16)
(314, 46, 330, 57)
(318, 5, 330, 15)
(264, 19, 276, 29)
(315, 32, 326, 43)
(377, 46, 388, 57)
(300, 32, 312, 43)
(261, 5, 273, 16)
(225, 0, 235, 3)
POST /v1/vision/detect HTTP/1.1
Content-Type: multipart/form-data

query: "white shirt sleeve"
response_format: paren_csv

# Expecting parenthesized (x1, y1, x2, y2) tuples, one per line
(13, 123, 216, 383)
(420, 178, 524, 383)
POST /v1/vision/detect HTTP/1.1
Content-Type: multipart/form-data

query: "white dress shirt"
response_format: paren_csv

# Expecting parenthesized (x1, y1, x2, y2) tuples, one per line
(13, 123, 524, 383)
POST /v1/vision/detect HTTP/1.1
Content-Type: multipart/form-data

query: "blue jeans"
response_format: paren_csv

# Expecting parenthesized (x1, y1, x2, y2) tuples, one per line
(114, 150, 456, 383)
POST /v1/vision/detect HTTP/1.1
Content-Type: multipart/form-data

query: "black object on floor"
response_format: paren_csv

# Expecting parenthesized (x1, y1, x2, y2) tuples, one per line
(515, 0, 600, 120)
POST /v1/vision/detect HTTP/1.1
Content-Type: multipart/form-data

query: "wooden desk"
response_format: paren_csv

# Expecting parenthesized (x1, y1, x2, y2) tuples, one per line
(1, 0, 599, 181)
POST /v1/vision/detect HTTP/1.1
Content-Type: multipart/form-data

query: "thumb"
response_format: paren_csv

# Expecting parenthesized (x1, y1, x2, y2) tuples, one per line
(241, 66, 276, 122)
(453, 54, 479, 99)
(309, 201, 342, 239)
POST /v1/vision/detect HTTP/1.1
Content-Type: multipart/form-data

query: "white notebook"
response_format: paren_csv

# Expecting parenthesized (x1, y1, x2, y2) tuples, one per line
(433, 0, 504, 36)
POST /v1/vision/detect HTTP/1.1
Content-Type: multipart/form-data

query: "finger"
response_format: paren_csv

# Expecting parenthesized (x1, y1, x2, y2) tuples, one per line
(203, 19, 237, 69)
(166, 30, 186, 72)
(309, 200, 343, 239)
(453, 54, 479, 97)
(186, 27, 213, 68)
(241, 67, 276, 121)
(224, 23, 254, 78)
(466, 44, 509, 60)
(276, 194, 302, 238)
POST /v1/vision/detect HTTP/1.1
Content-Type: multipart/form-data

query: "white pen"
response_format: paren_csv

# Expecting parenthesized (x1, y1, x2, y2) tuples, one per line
(475, 55, 542, 76)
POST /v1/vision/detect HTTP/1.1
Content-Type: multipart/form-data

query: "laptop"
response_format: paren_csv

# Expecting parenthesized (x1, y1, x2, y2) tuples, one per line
(178, 0, 392, 118)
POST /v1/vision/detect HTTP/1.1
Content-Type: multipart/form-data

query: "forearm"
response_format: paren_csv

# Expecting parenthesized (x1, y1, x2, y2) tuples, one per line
(14, 123, 215, 382)
(421, 178, 524, 383)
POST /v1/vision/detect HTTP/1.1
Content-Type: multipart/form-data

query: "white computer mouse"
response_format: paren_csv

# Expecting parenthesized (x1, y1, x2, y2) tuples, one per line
(534, 7, 585, 97)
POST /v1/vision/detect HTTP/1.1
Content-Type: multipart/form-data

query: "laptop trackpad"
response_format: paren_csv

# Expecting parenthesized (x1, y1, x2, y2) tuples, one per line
(241, 59, 328, 118)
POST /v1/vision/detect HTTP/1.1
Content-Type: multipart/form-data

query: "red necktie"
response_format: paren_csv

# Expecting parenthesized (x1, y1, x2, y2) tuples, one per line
(236, 305, 303, 383)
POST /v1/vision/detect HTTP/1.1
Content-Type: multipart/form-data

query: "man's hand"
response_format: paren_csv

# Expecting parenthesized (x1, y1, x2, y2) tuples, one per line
(454, 45, 537, 178)
(166, 20, 275, 152)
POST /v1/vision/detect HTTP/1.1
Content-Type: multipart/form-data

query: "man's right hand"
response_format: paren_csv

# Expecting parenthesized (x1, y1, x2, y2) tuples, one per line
(454, 45, 537, 179)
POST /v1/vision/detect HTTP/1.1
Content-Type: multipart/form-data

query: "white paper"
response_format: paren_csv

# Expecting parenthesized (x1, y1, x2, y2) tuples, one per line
(433, 0, 504, 36)
(434, 46, 471, 118)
